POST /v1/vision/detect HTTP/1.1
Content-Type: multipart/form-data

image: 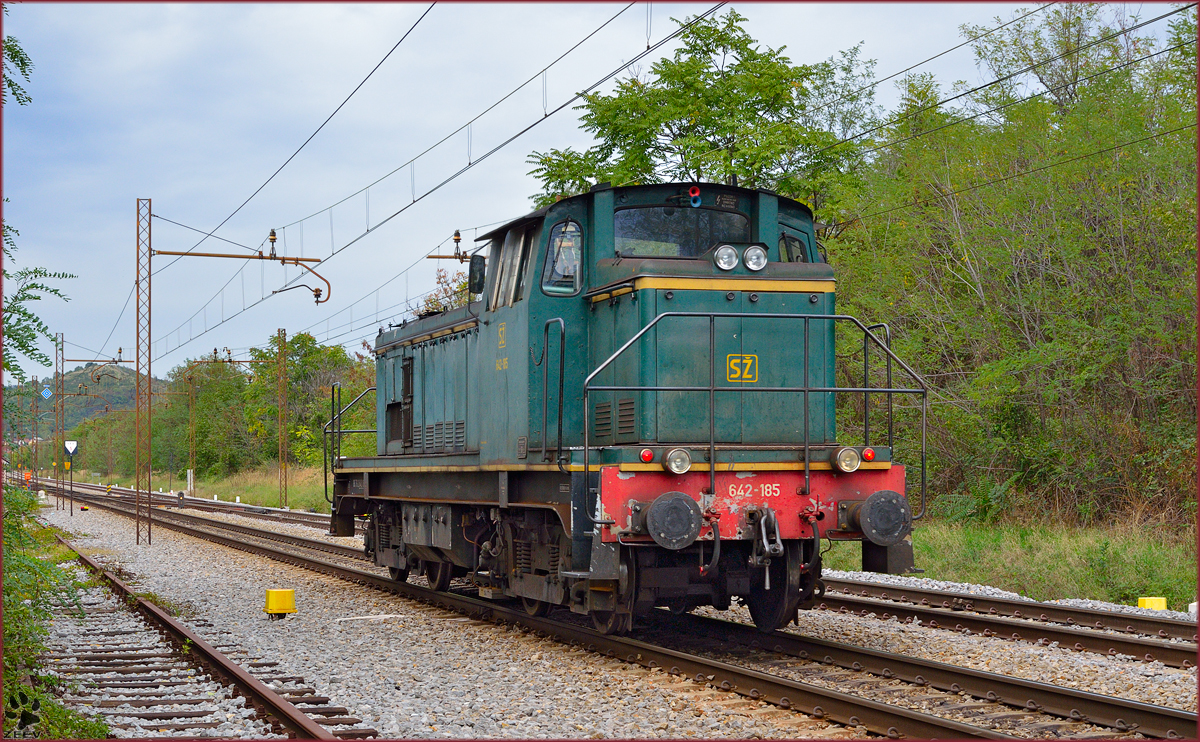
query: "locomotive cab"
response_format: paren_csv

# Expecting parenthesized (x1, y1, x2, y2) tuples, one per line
(331, 182, 926, 634)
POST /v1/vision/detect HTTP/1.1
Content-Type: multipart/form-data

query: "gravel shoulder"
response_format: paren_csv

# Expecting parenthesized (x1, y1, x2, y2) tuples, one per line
(45, 506, 847, 739)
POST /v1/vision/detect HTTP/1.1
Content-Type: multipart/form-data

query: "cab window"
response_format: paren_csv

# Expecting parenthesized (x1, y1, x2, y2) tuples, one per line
(490, 223, 536, 309)
(615, 207, 749, 258)
(779, 231, 809, 263)
(541, 220, 582, 296)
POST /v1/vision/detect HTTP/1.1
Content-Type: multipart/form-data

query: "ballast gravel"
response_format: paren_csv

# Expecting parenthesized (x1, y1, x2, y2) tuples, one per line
(45, 506, 844, 739)
(690, 600, 1197, 712)
(178, 508, 364, 549)
(42, 574, 281, 738)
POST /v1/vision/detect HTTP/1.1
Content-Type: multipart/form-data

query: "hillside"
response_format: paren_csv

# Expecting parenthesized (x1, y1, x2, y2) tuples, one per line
(4, 363, 160, 434)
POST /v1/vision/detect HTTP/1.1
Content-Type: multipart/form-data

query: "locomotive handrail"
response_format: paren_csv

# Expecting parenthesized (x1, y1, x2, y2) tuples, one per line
(532, 318, 568, 468)
(864, 323, 893, 450)
(582, 311, 928, 528)
(322, 382, 377, 504)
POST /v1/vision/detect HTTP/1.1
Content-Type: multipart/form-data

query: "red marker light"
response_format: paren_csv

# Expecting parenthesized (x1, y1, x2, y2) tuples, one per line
(688, 185, 700, 198)
(640, 449, 654, 463)
(862, 447, 876, 461)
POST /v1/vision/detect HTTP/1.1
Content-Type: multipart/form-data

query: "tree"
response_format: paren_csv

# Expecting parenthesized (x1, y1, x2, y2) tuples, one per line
(832, 3, 1196, 522)
(245, 331, 365, 468)
(527, 9, 879, 217)
(3, 7, 72, 450)
(3, 3, 33, 107)
(419, 268, 470, 316)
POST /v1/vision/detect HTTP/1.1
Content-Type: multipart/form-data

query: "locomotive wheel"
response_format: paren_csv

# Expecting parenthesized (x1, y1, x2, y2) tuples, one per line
(388, 566, 409, 583)
(590, 609, 631, 635)
(747, 542, 803, 633)
(521, 597, 552, 617)
(424, 560, 453, 592)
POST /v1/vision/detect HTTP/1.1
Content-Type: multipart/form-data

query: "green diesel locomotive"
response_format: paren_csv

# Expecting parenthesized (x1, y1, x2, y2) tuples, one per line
(328, 182, 926, 634)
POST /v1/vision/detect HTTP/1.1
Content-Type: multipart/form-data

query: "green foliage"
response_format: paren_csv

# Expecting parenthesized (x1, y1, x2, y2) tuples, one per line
(64, 331, 376, 483)
(823, 519, 1197, 611)
(1, 258, 74, 385)
(2, 483, 112, 738)
(2, 4, 33, 108)
(529, 4, 1195, 523)
(420, 268, 471, 316)
(0, 9, 62, 388)
(832, 3, 1197, 521)
(527, 9, 878, 216)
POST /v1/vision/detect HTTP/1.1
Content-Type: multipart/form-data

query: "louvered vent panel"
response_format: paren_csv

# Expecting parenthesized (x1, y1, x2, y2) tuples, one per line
(433, 422, 445, 451)
(423, 424, 435, 452)
(617, 398, 636, 436)
(453, 420, 466, 451)
(594, 402, 612, 437)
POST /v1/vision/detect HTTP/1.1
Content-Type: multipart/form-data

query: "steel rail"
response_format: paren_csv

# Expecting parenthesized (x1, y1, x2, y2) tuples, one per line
(823, 578, 1197, 643)
(48, 478, 351, 532)
(816, 595, 1197, 669)
(54, 480, 1195, 668)
(52, 533, 336, 740)
(63, 491, 1014, 740)
(679, 612, 1195, 739)
(54, 484, 1197, 737)
(107, 501, 364, 561)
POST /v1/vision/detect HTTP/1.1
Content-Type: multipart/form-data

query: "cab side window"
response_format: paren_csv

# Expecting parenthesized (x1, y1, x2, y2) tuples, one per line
(779, 231, 809, 263)
(541, 220, 582, 296)
(490, 224, 536, 309)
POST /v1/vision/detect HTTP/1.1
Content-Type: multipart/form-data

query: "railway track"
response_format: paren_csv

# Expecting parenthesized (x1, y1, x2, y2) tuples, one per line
(54, 485, 1197, 739)
(44, 532, 377, 739)
(51, 479, 1195, 665)
(821, 578, 1197, 644)
(46, 479, 351, 532)
(813, 595, 1196, 669)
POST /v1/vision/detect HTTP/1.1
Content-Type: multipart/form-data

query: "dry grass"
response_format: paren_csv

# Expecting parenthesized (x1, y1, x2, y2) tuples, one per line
(188, 465, 330, 513)
(82, 465, 331, 513)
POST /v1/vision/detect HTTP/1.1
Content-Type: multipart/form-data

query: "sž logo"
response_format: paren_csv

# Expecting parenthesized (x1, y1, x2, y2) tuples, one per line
(726, 354, 758, 382)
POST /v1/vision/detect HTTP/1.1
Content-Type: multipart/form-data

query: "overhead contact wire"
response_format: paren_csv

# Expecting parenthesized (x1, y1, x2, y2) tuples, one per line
(154, 3, 725, 360)
(275, 2, 637, 230)
(152, 3, 436, 276)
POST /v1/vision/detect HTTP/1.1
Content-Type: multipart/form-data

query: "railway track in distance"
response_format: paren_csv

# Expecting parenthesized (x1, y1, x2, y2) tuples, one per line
(813, 594, 1196, 669)
(822, 578, 1197, 643)
(50, 479, 353, 533)
(56, 486, 1197, 740)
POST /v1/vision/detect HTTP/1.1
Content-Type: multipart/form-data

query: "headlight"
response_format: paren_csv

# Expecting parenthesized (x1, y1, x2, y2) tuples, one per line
(663, 448, 692, 475)
(832, 446, 862, 473)
(744, 245, 768, 271)
(714, 245, 739, 271)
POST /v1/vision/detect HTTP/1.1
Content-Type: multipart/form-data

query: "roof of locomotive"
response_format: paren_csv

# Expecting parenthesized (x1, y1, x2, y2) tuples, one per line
(474, 182, 814, 244)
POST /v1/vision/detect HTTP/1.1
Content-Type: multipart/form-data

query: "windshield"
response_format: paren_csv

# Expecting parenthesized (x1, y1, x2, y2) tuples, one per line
(615, 207, 750, 258)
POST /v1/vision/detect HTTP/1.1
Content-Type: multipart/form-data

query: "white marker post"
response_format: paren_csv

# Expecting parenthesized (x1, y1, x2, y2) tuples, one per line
(63, 440, 79, 515)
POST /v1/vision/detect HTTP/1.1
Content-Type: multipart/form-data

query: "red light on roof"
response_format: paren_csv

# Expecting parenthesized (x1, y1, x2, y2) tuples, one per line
(640, 449, 654, 463)
(688, 185, 700, 198)
(862, 447, 876, 461)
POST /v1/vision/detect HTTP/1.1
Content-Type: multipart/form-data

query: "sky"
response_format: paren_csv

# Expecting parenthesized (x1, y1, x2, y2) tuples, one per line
(3, 1, 1177, 382)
